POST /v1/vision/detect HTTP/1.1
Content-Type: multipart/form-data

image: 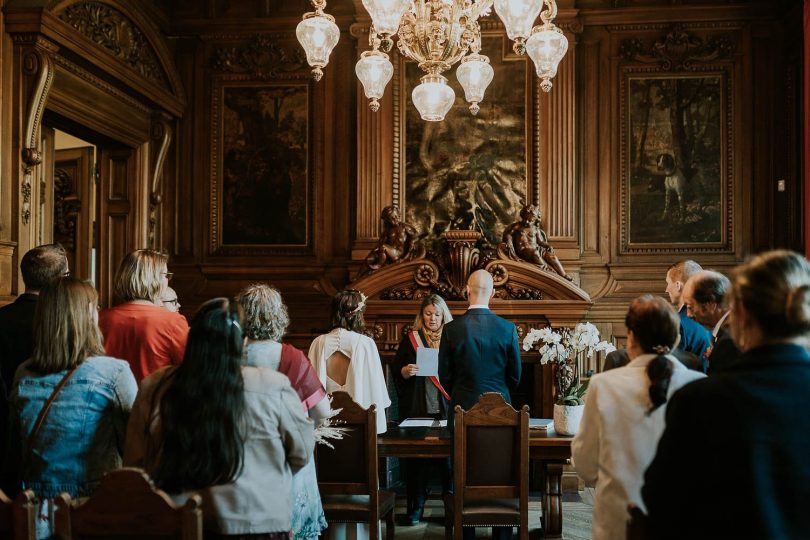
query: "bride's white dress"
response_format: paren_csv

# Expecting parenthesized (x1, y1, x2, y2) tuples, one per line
(308, 328, 392, 540)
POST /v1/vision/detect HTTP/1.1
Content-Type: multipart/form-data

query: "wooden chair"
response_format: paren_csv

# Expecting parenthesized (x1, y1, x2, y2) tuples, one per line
(53, 467, 203, 539)
(0, 489, 36, 540)
(315, 391, 395, 540)
(627, 504, 650, 540)
(445, 393, 530, 540)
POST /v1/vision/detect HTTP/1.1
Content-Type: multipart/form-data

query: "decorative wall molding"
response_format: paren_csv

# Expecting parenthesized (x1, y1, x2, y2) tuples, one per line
(57, 2, 169, 88)
(210, 34, 307, 80)
(52, 54, 151, 114)
(619, 24, 735, 71)
(149, 112, 173, 249)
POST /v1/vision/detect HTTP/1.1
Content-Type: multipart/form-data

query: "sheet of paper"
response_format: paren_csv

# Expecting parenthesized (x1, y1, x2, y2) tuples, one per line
(399, 418, 439, 428)
(415, 347, 439, 377)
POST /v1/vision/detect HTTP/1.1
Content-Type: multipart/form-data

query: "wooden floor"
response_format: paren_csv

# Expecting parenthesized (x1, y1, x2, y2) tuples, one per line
(389, 489, 593, 540)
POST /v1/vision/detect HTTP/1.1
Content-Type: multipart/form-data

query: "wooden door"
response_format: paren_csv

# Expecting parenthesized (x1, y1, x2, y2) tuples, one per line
(97, 146, 137, 308)
(53, 146, 95, 280)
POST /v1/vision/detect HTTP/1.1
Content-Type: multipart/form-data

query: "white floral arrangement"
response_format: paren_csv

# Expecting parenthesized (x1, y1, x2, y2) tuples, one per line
(313, 397, 351, 448)
(523, 322, 616, 406)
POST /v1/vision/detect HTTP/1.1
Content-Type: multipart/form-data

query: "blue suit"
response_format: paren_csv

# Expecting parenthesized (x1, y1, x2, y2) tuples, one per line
(438, 308, 522, 420)
(677, 306, 711, 367)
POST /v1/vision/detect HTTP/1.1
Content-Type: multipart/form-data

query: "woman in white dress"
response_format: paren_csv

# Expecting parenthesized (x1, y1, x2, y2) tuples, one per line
(308, 289, 391, 540)
(571, 295, 706, 540)
(308, 289, 390, 434)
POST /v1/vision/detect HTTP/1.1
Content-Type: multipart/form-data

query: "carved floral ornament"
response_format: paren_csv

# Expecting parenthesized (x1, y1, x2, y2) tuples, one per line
(210, 35, 307, 80)
(57, 2, 168, 88)
(619, 25, 735, 71)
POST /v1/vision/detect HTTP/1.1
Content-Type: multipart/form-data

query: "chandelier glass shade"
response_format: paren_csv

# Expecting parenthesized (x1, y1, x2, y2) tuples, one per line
(296, 0, 567, 121)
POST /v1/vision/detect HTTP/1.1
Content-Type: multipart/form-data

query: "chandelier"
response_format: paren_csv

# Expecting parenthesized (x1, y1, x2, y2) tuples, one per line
(296, 0, 568, 122)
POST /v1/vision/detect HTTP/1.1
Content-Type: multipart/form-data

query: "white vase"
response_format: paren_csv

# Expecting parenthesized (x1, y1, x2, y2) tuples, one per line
(553, 403, 584, 436)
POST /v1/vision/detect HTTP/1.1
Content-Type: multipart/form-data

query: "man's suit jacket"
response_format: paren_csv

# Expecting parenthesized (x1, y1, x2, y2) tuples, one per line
(707, 323, 740, 375)
(678, 306, 711, 360)
(603, 348, 702, 373)
(438, 308, 522, 417)
(0, 293, 38, 395)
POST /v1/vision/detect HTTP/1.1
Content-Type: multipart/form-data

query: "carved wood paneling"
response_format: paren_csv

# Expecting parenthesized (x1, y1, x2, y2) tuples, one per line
(58, 2, 169, 89)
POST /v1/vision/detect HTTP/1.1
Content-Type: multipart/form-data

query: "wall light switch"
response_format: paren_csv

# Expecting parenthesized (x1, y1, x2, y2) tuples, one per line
(777, 179, 786, 192)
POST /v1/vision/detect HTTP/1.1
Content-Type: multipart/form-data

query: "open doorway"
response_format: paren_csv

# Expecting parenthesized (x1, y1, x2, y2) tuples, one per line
(41, 128, 99, 285)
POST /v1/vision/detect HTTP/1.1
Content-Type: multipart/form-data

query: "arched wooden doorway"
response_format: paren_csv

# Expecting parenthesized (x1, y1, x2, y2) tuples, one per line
(3, 0, 184, 305)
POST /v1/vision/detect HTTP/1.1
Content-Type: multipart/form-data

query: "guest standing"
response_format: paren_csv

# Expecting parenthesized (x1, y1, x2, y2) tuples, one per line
(395, 294, 453, 525)
(308, 290, 390, 435)
(125, 298, 314, 537)
(237, 284, 329, 540)
(8, 277, 137, 538)
(643, 250, 810, 540)
(99, 249, 188, 381)
(571, 295, 705, 540)
(663, 260, 712, 365)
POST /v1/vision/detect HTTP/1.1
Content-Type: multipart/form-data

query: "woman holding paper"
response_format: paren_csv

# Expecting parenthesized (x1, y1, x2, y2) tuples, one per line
(395, 294, 453, 526)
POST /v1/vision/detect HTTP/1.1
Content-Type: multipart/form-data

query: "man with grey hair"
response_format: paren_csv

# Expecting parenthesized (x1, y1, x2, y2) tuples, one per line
(682, 270, 740, 374)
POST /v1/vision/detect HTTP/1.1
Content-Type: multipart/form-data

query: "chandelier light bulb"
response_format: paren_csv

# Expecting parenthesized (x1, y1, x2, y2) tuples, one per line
(296, 11, 340, 81)
(456, 54, 494, 115)
(362, 0, 411, 36)
(355, 50, 394, 112)
(412, 74, 456, 122)
(494, 0, 543, 55)
(526, 23, 568, 92)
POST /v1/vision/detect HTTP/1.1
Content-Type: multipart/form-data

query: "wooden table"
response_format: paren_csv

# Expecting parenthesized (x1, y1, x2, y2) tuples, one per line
(378, 425, 573, 539)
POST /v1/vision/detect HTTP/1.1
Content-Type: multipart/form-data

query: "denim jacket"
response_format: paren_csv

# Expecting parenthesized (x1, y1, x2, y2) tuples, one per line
(10, 356, 137, 498)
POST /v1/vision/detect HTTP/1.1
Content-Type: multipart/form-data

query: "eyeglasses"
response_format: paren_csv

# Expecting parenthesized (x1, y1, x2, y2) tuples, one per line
(63, 271, 71, 277)
(163, 298, 178, 305)
(162, 272, 174, 281)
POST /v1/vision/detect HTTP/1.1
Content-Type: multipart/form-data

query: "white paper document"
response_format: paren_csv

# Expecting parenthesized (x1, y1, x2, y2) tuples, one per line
(399, 418, 447, 428)
(415, 347, 439, 377)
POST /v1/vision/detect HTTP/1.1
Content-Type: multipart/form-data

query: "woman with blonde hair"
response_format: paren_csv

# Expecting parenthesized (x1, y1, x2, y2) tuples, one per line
(99, 249, 188, 381)
(643, 251, 810, 539)
(395, 294, 453, 525)
(9, 277, 137, 537)
(237, 284, 329, 540)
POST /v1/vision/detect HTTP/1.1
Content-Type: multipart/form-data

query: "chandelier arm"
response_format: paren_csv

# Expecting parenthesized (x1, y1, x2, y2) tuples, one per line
(540, 0, 558, 24)
(468, 0, 494, 20)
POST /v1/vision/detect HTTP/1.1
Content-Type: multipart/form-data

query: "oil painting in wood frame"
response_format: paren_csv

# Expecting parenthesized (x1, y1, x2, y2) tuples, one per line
(210, 81, 310, 254)
(398, 36, 533, 251)
(620, 71, 732, 252)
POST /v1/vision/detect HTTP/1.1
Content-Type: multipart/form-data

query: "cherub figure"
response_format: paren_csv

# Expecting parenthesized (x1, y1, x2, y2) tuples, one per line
(498, 205, 572, 281)
(364, 206, 426, 272)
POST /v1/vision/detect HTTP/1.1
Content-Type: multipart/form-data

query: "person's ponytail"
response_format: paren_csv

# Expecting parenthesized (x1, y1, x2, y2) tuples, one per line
(647, 345, 674, 414)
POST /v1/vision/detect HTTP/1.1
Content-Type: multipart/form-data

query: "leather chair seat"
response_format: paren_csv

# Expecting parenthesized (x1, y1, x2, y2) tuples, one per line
(322, 490, 396, 523)
(444, 496, 521, 526)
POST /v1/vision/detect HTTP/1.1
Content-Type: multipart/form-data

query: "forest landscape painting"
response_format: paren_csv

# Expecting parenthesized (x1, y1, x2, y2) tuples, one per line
(404, 37, 527, 250)
(626, 75, 725, 245)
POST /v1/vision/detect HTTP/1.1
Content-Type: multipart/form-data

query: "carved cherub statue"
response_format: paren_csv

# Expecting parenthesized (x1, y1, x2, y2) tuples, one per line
(364, 206, 426, 272)
(498, 204, 572, 281)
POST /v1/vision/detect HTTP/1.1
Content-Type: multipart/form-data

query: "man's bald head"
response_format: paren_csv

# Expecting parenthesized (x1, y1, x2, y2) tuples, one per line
(466, 269, 494, 306)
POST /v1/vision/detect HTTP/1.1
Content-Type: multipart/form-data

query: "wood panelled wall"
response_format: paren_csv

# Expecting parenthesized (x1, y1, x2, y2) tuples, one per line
(0, 0, 803, 355)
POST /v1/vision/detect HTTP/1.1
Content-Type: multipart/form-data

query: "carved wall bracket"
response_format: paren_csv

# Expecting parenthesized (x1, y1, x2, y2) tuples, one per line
(619, 24, 736, 71)
(19, 38, 58, 225)
(210, 34, 307, 80)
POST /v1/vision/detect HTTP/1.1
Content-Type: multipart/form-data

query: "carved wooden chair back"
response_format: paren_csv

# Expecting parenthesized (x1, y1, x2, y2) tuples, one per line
(53, 467, 203, 539)
(315, 391, 394, 540)
(0, 489, 36, 540)
(448, 392, 529, 540)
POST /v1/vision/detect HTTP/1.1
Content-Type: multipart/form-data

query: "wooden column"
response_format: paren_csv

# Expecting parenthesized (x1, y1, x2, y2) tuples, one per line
(351, 21, 394, 262)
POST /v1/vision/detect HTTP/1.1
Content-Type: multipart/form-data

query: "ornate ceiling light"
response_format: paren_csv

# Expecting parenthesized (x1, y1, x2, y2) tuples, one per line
(296, 0, 567, 122)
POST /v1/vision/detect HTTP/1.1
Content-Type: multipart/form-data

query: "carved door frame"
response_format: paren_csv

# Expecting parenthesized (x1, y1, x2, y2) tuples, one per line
(3, 0, 184, 305)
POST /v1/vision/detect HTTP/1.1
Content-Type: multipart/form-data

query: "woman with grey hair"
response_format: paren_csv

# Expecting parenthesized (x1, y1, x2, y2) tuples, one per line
(237, 283, 329, 540)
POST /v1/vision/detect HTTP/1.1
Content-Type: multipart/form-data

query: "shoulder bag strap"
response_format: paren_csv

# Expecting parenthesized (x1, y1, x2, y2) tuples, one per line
(24, 364, 80, 464)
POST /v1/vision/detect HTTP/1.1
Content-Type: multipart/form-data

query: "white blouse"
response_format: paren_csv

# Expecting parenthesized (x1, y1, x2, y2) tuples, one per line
(307, 328, 391, 434)
(571, 354, 705, 540)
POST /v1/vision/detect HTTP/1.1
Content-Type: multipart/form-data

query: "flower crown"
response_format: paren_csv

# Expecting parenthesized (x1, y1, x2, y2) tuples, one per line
(351, 292, 367, 314)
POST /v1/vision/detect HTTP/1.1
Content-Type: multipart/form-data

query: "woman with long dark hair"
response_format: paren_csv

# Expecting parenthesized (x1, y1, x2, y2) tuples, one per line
(9, 277, 137, 538)
(571, 294, 705, 540)
(125, 298, 314, 538)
